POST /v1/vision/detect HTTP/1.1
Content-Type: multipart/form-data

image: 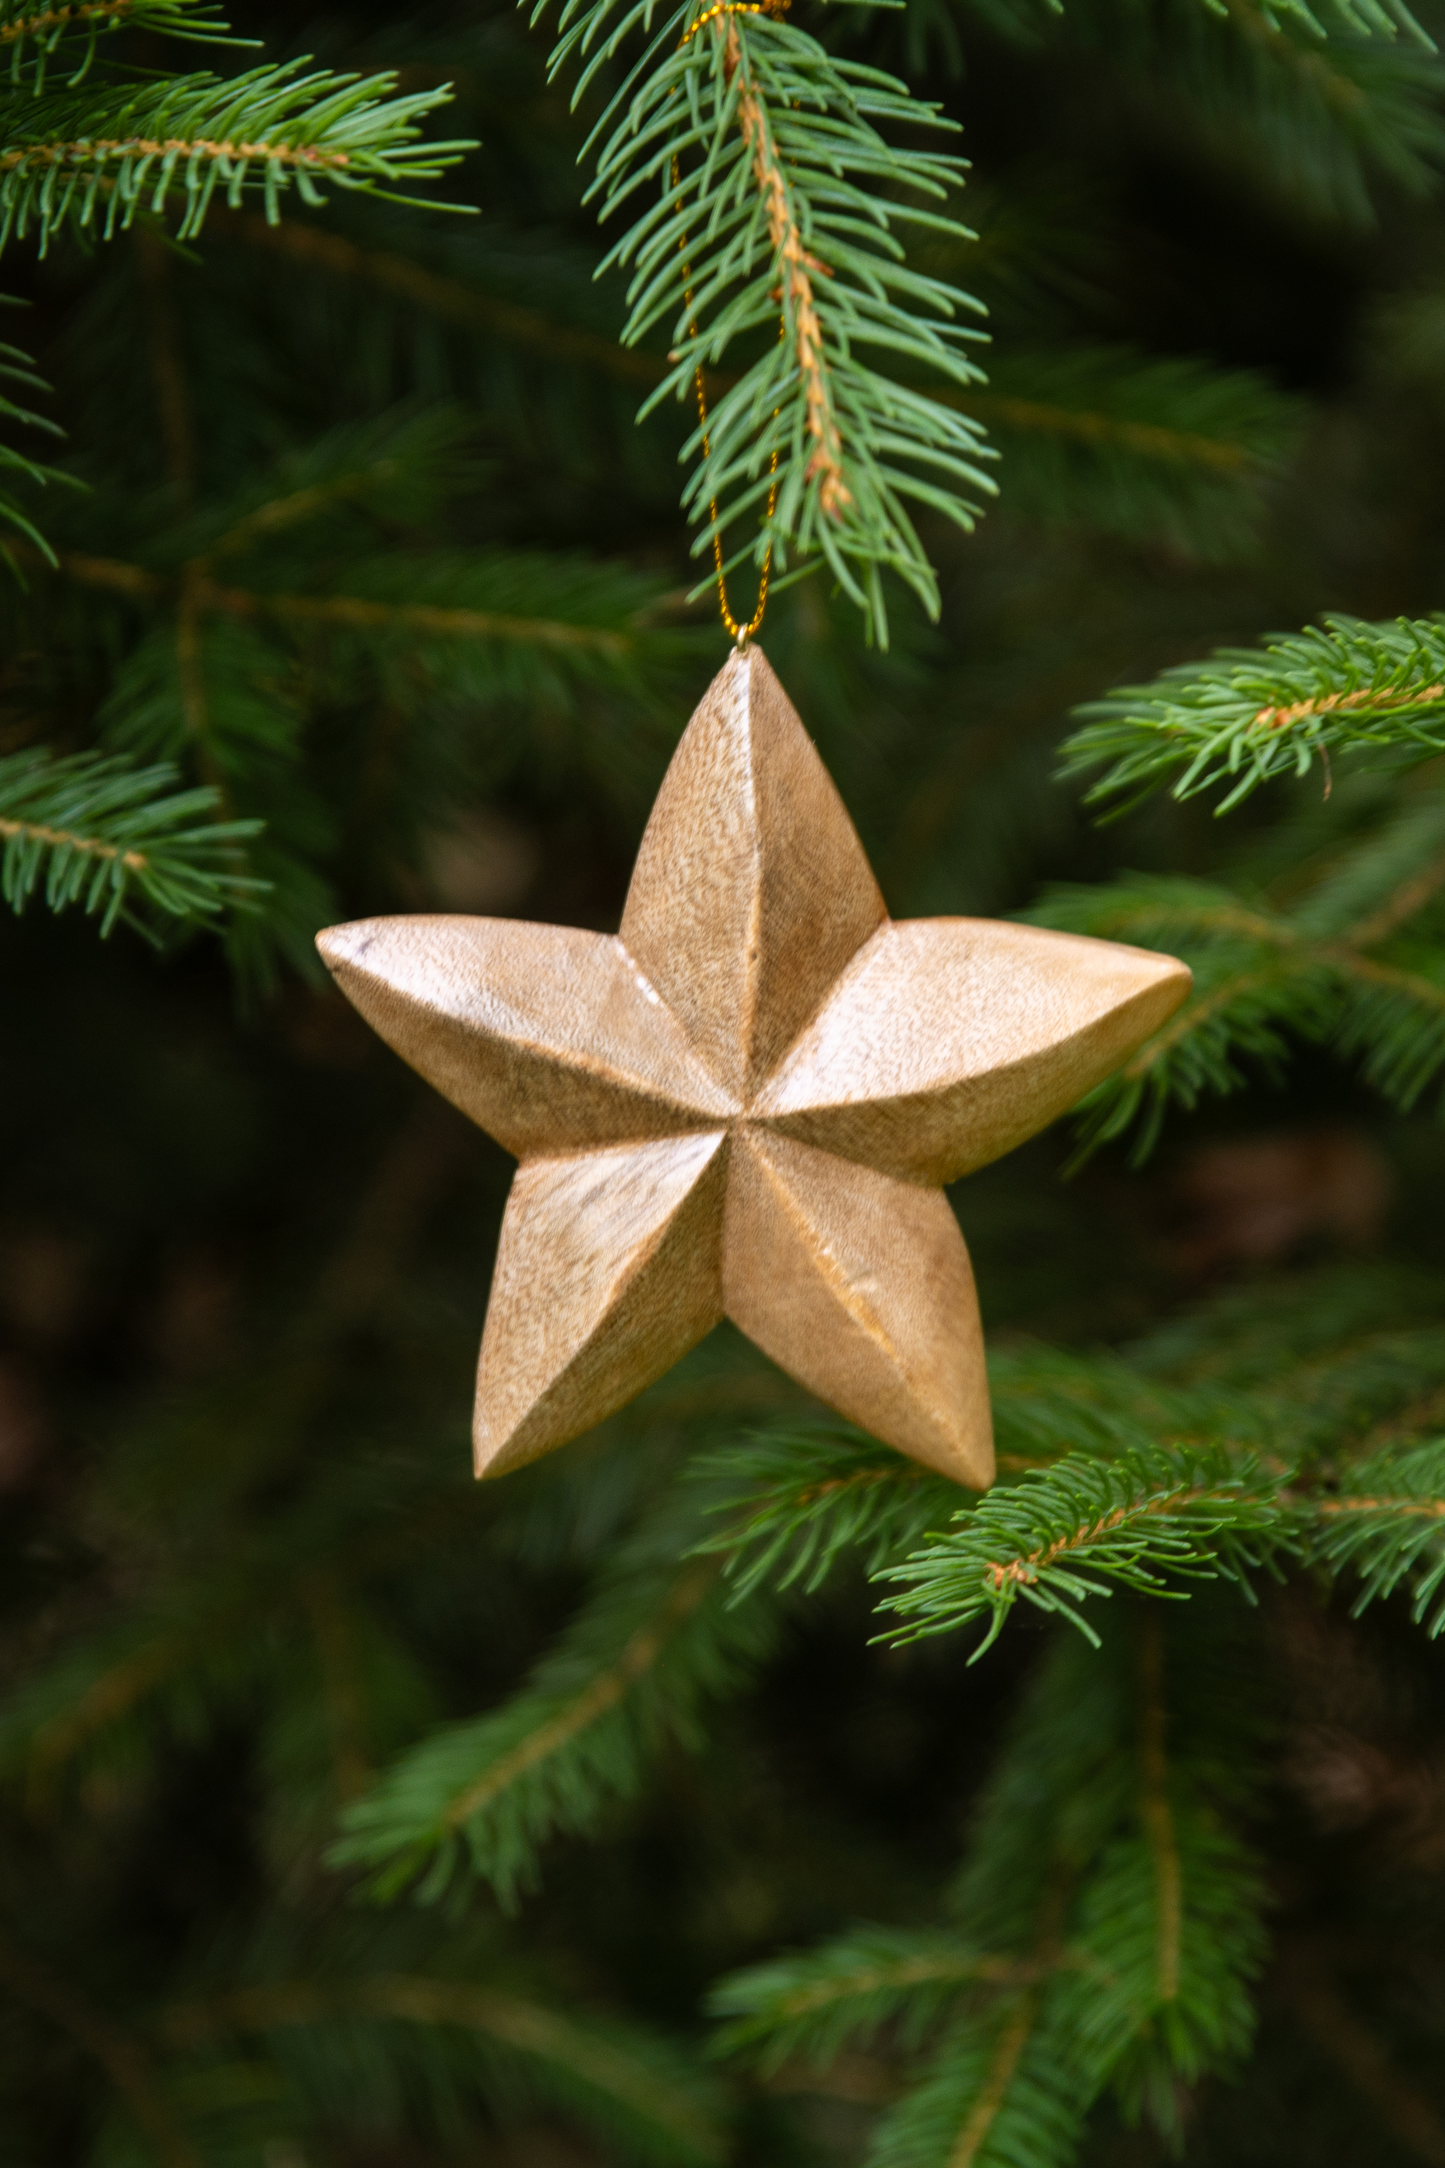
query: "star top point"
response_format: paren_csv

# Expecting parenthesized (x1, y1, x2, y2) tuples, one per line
(319, 647, 1190, 1490)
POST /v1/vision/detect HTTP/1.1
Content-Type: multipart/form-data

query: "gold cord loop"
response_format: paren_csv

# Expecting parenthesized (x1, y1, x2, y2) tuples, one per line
(678, 0, 779, 43)
(672, 0, 787, 646)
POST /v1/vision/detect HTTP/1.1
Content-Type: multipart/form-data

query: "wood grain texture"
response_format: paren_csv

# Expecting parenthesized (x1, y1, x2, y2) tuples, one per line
(751, 916, 1189, 1184)
(318, 645, 1192, 1489)
(722, 1128, 990, 1482)
(475, 1132, 729, 1477)
(619, 648, 886, 1098)
(315, 917, 733, 1157)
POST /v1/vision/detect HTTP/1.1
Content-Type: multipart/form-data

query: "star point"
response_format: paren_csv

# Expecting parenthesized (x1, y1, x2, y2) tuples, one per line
(319, 647, 1190, 1491)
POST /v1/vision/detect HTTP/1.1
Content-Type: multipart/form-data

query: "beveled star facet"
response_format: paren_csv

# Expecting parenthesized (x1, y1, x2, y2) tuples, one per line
(317, 649, 1190, 1490)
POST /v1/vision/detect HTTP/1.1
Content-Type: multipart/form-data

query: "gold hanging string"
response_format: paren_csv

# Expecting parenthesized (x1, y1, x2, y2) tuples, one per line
(672, 0, 787, 646)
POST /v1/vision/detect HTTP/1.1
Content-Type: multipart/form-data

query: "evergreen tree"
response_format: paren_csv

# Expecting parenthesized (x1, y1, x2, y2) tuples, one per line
(2, 0, 1445, 2165)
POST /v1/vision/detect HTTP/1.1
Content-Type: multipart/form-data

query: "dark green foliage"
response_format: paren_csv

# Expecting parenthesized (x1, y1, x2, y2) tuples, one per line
(965, 344, 1302, 557)
(4, 396, 696, 977)
(0, 1, 236, 92)
(333, 1500, 783, 1907)
(874, 1443, 1290, 1655)
(709, 1926, 1000, 2071)
(4, 0, 1445, 2164)
(159, 1943, 732, 2168)
(1020, 770, 1445, 1155)
(0, 0, 472, 248)
(0, 746, 262, 929)
(1029, 0, 1445, 228)
(713, 1612, 1269, 2164)
(0, 302, 72, 559)
(692, 1428, 962, 1600)
(592, 5, 993, 635)
(1063, 613, 1445, 813)
(1309, 1437, 1445, 1632)
(0, 64, 468, 253)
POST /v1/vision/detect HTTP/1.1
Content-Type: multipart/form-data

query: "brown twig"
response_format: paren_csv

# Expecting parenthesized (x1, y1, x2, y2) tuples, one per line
(1315, 1495, 1445, 1519)
(0, 812, 147, 872)
(985, 1484, 1236, 1592)
(947, 1995, 1037, 2168)
(725, 19, 849, 518)
(0, 136, 350, 173)
(943, 1874, 1075, 2168)
(768, 1951, 1050, 2023)
(205, 582, 631, 656)
(1254, 680, 1445, 734)
(216, 210, 678, 390)
(44, 549, 632, 657)
(933, 386, 1254, 473)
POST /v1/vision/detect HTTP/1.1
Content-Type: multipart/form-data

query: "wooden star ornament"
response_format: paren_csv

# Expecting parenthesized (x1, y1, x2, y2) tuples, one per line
(318, 649, 1190, 1491)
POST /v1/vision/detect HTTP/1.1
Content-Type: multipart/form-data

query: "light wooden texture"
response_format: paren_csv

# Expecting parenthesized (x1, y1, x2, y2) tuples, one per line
(318, 646, 1190, 1488)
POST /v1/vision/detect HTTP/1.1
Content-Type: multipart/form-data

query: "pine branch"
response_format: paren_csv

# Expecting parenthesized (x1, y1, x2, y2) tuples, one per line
(957, 344, 1300, 556)
(333, 1509, 780, 1907)
(1229, 0, 1431, 40)
(561, 0, 992, 639)
(1025, 875, 1337, 1161)
(695, 1354, 1276, 1601)
(873, 1445, 1291, 1658)
(867, 1977, 1085, 2168)
(692, 1429, 961, 1602)
(9, 408, 689, 981)
(218, 206, 671, 388)
(713, 1576, 1268, 2167)
(0, 745, 262, 931)
(215, 208, 1302, 567)
(949, 0, 1444, 222)
(35, 407, 678, 675)
(1125, 1264, 1445, 1465)
(52, 545, 648, 659)
(966, 0, 1437, 50)
(0, 61, 471, 252)
(709, 1928, 1039, 2074)
(1050, 1613, 1266, 2136)
(1061, 612, 1445, 814)
(1035, 0, 1445, 229)
(0, 1524, 413, 1799)
(1197, 16, 1445, 227)
(161, 1974, 727, 2168)
(1025, 787, 1445, 1158)
(0, 297, 77, 563)
(0, 0, 239, 94)
(821, 1615, 1271, 2164)
(1308, 1438, 1445, 1633)
(1065, 1807, 1265, 2124)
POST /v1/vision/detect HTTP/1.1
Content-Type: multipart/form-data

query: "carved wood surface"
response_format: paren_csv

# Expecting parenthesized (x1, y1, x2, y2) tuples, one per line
(318, 647, 1190, 1489)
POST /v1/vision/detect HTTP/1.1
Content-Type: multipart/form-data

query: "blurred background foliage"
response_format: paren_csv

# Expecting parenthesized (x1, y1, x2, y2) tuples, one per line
(4, 0, 1445, 2163)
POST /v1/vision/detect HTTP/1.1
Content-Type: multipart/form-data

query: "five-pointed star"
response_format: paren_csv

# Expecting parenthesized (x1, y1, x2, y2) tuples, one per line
(318, 649, 1189, 1490)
